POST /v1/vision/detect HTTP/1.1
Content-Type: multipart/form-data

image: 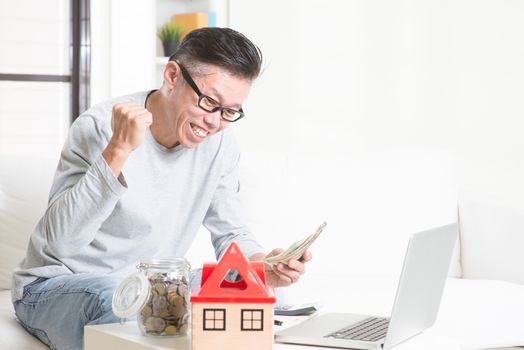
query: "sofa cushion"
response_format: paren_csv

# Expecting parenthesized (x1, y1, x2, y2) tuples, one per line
(0, 290, 48, 349)
(0, 155, 57, 290)
(459, 190, 524, 285)
(433, 278, 524, 348)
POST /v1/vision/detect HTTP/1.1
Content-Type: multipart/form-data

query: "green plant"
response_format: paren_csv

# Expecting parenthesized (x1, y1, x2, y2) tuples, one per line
(157, 22, 183, 43)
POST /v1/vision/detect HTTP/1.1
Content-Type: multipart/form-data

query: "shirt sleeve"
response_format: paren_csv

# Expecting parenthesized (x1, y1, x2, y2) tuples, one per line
(42, 115, 127, 258)
(202, 134, 265, 260)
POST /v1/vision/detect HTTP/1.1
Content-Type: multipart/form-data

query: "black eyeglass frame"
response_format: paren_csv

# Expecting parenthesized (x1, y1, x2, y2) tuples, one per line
(174, 60, 245, 122)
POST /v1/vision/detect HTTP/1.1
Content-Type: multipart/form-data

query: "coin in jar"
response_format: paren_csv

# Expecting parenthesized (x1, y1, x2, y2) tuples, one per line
(178, 323, 188, 334)
(145, 316, 166, 333)
(152, 296, 168, 316)
(164, 325, 177, 335)
(141, 306, 152, 318)
(167, 291, 177, 305)
(168, 294, 184, 309)
(152, 295, 167, 308)
(153, 282, 166, 296)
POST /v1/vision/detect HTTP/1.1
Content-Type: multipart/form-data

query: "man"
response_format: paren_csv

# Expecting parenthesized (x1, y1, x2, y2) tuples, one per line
(12, 28, 311, 350)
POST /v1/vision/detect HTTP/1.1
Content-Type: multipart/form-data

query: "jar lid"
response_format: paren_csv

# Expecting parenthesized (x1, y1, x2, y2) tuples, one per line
(112, 272, 151, 319)
(138, 257, 190, 271)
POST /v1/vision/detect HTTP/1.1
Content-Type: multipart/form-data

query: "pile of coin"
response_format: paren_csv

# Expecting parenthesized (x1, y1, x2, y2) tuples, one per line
(139, 272, 190, 336)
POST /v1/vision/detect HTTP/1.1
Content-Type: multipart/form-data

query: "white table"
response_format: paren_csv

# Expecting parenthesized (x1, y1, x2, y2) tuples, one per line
(85, 277, 524, 350)
(84, 317, 460, 350)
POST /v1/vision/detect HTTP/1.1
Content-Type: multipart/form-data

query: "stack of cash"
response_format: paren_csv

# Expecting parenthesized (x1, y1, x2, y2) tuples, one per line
(263, 221, 327, 266)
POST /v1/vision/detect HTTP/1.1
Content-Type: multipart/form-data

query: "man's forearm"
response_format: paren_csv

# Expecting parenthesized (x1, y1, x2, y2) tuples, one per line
(102, 142, 131, 177)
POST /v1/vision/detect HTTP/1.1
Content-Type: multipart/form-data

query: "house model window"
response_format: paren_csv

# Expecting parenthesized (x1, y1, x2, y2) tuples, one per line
(241, 309, 264, 331)
(203, 308, 226, 331)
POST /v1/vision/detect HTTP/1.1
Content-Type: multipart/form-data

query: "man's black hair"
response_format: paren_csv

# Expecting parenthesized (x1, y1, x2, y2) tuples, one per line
(170, 27, 262, 81)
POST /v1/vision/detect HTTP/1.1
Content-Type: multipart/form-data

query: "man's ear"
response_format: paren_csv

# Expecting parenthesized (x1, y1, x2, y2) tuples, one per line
(163, 61, 180, 89)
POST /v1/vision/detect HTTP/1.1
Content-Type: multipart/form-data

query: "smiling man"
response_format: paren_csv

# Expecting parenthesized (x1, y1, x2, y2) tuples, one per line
(12, 28, 311, 350)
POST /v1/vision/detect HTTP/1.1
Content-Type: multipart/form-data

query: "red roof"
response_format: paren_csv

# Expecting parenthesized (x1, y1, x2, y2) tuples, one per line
(191, 243, 276, 303)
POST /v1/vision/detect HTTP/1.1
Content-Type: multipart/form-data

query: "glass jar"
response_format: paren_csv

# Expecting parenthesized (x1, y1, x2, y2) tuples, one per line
(112, 258, 191, 337)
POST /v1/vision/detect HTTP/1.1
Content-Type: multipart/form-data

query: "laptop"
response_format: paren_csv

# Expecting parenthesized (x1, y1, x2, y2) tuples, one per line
(275, 223, 458, 350)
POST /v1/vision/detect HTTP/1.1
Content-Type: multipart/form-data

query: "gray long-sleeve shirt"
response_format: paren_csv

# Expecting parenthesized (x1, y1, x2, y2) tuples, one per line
(12, 91, 264, 302)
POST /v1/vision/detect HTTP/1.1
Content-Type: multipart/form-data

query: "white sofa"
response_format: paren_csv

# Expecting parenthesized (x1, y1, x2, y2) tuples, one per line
(0, 155, 57, 350)
(2, 150, 524, 349)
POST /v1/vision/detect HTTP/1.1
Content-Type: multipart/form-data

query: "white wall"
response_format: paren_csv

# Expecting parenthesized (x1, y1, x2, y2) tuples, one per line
(224, 0, 524, 283)
(229, 0, 524, 207)
(109, 0, 156, 99)
(90, 0, 111, 107)
(90, 0, 156, 105)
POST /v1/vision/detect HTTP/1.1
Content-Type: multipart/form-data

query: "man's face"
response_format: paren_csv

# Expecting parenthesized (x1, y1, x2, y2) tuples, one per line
(168, 63, 252, 149)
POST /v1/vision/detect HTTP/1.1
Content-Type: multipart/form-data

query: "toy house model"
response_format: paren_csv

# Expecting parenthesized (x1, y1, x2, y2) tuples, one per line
(191, 242, 276, 350)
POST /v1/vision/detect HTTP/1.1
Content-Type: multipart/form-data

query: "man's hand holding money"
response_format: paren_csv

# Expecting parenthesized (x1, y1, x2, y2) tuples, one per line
(250, 249, 313, 288)
(249, 222, 325, 288)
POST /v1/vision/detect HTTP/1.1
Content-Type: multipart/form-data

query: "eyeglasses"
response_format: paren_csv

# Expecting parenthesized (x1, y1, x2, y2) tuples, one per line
(175, 60, 245, 122)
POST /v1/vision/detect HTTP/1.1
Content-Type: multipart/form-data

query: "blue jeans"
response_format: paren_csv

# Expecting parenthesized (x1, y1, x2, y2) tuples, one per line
(13, 274, 123, 350)
(13, 270, 203, 350)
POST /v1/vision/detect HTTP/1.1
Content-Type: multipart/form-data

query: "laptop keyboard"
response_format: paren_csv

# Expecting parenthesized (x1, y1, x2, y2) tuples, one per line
(326, 317, 389, 342)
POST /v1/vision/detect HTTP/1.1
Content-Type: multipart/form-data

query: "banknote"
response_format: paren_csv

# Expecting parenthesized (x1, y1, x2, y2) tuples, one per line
(263, 221, 327, 266)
